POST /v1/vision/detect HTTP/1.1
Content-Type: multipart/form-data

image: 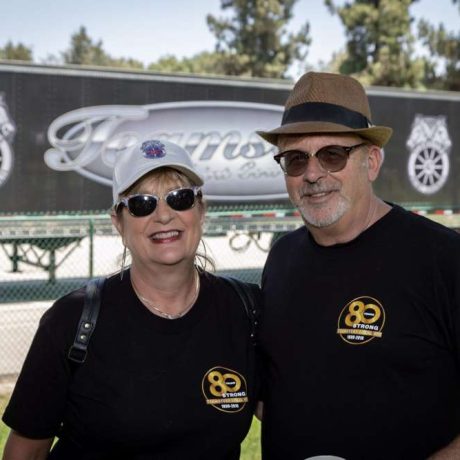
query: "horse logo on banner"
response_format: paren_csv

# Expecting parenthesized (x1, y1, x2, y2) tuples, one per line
(0, 92, 16, 186)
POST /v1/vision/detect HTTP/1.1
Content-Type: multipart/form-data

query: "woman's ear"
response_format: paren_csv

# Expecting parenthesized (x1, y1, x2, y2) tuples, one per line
(199, 205, 206, 226)
(111, 211, 124, 237)
(198, 195, 207, 226)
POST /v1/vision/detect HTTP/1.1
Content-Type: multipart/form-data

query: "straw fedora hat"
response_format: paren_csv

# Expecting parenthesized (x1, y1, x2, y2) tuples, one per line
(257, 72, 393, 147)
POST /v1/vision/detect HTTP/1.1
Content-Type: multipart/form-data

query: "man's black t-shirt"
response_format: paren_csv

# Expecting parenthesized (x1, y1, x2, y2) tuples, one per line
(260, 205, 460, 460)
(3, 271, 257, 459)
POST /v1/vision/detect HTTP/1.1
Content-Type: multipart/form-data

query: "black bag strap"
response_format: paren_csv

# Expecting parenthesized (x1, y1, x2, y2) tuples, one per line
(221, 276, 260, 345)
(68, 277, 106, 364)
(67, 275, 258, 366)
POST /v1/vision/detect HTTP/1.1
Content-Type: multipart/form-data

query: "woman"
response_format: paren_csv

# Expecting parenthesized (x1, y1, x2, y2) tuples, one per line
(2, 139, 259, 459)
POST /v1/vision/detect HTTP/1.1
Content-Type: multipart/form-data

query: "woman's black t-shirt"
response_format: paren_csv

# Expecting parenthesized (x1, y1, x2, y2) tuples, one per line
(3, 271, 258, 460)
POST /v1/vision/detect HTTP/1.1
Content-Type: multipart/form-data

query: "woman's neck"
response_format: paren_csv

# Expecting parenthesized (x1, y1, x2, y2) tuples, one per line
(129, 263, 199, 318)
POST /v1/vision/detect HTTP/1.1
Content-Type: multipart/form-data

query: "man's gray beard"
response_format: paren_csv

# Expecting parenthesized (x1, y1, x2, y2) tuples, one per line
(297, 197, 350, 228)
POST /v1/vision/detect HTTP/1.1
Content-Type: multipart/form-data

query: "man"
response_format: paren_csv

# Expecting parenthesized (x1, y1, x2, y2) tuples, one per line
(256, 72, 460, 459)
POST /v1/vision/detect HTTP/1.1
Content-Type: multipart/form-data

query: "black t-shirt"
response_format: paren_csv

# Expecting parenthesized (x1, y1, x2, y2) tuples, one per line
(260, 205, 460, 460)
(3, 271, 258, 460)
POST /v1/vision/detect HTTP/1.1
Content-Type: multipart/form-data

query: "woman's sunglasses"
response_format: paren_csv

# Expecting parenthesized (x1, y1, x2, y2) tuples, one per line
(115, 186, 202, 217)
(274, 143, 367, 177)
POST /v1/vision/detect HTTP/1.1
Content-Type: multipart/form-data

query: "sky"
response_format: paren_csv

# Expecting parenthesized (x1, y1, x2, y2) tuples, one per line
(1, 0, 459, 77)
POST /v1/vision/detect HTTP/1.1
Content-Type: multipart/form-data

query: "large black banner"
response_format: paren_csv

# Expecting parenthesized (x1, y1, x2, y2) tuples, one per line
(0, 63, 459, 214)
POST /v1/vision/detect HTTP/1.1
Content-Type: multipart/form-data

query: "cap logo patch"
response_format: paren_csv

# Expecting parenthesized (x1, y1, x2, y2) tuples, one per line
(141, 140, 166, 159)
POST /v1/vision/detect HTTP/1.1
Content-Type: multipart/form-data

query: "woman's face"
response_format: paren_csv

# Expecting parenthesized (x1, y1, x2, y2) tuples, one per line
(112, 170, 205, 271)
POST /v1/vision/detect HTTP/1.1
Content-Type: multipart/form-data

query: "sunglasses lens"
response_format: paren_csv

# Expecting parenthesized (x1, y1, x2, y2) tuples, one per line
(120, 188, 198, 217)
(128, 195, 158, 216)
(282, 151, 309, 176)
(166, 188, 196, 211)
(317, 146, 349, 172)
(278, 145, 358, 176)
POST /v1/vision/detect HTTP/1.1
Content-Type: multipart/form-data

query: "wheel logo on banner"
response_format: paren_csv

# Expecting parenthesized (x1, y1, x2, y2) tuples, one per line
(406, 115, 451, 195)
(0, 92, 16, 187)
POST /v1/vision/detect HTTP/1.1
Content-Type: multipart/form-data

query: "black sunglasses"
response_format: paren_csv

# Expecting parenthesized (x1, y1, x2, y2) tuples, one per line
(274, 143, 367, 177)
(115, 186, 202, 217)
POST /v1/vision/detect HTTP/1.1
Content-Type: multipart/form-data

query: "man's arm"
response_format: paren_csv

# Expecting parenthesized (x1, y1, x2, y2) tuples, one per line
(255, 401, 263, 421)
(2, 430, 53, 460)
(428, 435, 460, 459)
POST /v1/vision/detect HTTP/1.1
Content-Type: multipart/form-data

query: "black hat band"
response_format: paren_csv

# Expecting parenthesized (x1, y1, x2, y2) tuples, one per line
(282, 102, 371, 129)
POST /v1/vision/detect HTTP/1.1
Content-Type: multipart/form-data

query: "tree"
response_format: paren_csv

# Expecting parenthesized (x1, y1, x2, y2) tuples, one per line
(0, 41, 33, 61)
(206, 0, 311, 78)
(148, 52, 225, 75)
(61, 26, 144, 69)
(325, 0, 427, 88)
(62, 26, 111, 66)
(109, 57, 144, 70)
(418, 6, 460, 90)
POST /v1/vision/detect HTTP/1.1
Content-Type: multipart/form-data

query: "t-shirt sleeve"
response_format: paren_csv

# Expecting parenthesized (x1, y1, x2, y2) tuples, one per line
(435, 233, 460, 367)
(2, 297, 78, 439)
(450, 242, 460, 365)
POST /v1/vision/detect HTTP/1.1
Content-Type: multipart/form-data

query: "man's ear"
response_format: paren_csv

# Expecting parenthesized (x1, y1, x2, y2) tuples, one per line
(366, 145, 384, 182)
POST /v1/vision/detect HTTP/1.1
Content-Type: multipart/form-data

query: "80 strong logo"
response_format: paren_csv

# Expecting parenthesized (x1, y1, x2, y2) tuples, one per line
(202, 366, 248, 413)
(337, 296, 385, 345)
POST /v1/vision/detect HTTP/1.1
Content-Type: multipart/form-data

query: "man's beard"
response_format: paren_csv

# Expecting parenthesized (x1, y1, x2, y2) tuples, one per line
(296, 194, 350, 228)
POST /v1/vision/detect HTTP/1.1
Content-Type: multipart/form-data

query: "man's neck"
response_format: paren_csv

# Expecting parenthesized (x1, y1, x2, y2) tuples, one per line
(307, 197, 391, 247)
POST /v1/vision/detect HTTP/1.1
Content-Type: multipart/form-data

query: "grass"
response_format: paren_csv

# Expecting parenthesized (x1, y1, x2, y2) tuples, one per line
(241, 416, 262, 459)
(0, 391, 261, 458)
(0, 393, 9, 454)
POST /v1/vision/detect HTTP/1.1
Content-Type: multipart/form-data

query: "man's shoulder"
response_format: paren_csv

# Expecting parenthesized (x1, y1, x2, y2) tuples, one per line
(270, 226, 308, 251)
(393, 205, 460, 242)
(263, 227, 308, 275)
(388, 206, 460, 264)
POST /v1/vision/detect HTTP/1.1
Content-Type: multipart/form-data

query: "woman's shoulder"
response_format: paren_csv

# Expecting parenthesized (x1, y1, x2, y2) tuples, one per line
(33, 285, 87, 351)
(202, 271, 260, 293)
(202, 271, 261, 320)
(41, 285, 86, 325)
(43, 272, 127, 322)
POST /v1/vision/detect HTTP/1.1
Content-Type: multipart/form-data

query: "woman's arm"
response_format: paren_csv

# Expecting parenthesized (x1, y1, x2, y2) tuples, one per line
(255, 401, 263, 421)
(2, 430, 53, 460)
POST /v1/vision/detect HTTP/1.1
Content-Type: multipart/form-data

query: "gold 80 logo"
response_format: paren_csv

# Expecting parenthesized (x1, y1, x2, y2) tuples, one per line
(202, 366, 248, 413)
(337, 296, 385, 345)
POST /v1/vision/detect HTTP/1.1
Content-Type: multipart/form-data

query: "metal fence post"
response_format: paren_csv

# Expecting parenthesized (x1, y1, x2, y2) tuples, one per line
(89, 218, 94, 279)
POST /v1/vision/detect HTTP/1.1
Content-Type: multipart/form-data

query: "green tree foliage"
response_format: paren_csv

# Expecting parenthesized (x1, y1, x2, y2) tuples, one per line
(325, 0, 427, 88)
(0, 41, 33, 61)
(418, 10, 460, 90)
(206, 0, 311, 78)
(62, 26, 143, 69)
(109, 57, 144, 70)
(62, 26, 108, 65)
(148, 52, 226, 75)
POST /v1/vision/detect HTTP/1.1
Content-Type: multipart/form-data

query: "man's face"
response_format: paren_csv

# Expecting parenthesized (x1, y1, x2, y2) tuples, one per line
(278, 134, 377, 229)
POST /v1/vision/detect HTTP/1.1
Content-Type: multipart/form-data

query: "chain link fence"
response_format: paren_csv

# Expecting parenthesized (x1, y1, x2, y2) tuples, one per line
(0, 213, 280, 378)
(0, 210, 301, 447)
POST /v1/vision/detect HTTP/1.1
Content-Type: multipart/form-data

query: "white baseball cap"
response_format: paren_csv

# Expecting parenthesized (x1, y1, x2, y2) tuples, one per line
(112, 139, 204, 204)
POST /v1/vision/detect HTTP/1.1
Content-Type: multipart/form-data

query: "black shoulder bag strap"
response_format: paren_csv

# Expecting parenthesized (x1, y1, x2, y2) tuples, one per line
(68, 277, 106, 364)
(221, 276, 260, 345)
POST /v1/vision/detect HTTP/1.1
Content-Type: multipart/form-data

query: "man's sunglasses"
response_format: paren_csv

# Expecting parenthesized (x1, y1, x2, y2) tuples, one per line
(274, 143, 367, 177)
(115, 186, 202, 217)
